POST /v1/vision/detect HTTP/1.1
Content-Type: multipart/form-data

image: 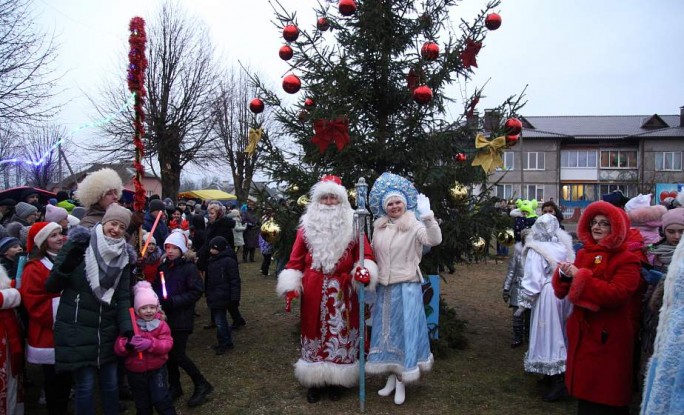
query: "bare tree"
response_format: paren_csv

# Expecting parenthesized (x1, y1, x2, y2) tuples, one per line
(0, 0, 59, 133)
(20, 124, 68, 189)
(0, 129, 20, 188)
(88, 2, 220, 199)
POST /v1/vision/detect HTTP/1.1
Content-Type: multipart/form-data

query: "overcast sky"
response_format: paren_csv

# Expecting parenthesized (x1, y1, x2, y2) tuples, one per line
(32, 0, 684, 175)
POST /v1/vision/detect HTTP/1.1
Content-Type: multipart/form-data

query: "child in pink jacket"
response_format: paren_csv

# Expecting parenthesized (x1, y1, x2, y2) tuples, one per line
(115, 281, 175, 415)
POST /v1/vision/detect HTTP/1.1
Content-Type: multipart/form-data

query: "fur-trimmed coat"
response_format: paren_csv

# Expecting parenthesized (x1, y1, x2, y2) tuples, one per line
(552, 201, 642, 407)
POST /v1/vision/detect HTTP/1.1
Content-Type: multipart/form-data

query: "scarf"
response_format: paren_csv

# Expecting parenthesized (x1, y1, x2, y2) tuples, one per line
(136, 317, 161, 332)
(84, 224, 129, 304)
(650, 243, 676, 268)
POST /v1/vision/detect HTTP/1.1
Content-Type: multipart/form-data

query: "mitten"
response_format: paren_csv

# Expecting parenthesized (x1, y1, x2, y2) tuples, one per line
(285, 290, 299, 313)
(59, 245, 87, 273)
(354, 266, 371, 285)
(130, 335, 152, 352)
(513, 307, 526, 317)
(123, 331, 135, 351)
(502, 290, 511, 303)
(416, 193, 431, 218)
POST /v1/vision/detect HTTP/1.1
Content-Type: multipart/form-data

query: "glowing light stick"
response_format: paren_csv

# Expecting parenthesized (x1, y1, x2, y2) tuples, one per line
(128, 307, 143, 360)
(140, 210, 162, 257)
(160, 272, 168, 300)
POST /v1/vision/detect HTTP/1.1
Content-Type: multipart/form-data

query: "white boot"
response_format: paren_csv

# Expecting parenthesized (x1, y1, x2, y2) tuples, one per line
(378, 374, 396, 397)
(394, 379, 405, 405)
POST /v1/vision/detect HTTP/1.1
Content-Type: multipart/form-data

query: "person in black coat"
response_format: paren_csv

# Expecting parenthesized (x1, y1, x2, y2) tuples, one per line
(152, 231, 213, 408)
(205, 237, 244, 354)
(197, 202, 235, 272)
(190, 214, 206, 254)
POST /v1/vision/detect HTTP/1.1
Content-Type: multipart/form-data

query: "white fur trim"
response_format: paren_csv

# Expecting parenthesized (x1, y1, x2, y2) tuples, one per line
(366, 353, 434, 384)
(294, 359, 359, 388)
(364, 259, 379, 292)
(0, 288, 20, 309)
(27, 344, 55, 364)
(310, 181, 349, 206)
(74, 168, 123, 207)
(276, 268, 303, 297)
(34, 222, 62, 251)
(0, 264, 10, 289)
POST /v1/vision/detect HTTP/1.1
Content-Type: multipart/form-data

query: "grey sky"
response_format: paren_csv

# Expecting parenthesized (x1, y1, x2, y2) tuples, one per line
(32, 0, 684, 174)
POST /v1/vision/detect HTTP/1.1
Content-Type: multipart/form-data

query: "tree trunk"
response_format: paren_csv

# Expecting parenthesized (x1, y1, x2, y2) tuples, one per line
(158, 127, 182, 199)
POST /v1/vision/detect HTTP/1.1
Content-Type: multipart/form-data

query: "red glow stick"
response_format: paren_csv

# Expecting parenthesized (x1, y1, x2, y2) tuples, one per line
(140, 210, 163, 257)
(160, 272, 168, 300)
(128, 307, 143, 360)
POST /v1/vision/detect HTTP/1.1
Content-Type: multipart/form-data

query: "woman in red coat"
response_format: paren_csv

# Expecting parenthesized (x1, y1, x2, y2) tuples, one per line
(554, 201, 642, 415)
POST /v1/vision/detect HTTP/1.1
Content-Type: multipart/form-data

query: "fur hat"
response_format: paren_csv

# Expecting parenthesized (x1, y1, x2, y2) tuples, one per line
(74, 168, 123, 208)
(164, 231, 188, 253)
(45, 204, 68, 223)
(102, 204, 132, 228)
(209, 236, 228, 252)
(133, 281, 159, 312)
(15, 202, 38, 219)
(577, 201, 630, 250)
(0, 237, 21, 256)
(148, 199, 165, 213)
(661, 207, 684, 231)
(28, 222, 62, 253)
(310, 175, 349, 206)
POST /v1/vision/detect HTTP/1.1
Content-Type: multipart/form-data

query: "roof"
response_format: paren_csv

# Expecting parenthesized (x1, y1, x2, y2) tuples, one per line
(178, 189, 237, 201)
(519, 114, 682, 140)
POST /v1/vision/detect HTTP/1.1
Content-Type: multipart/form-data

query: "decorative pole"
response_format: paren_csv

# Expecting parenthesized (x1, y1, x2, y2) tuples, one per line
(127, 17, 149, 254)
(355, 177, 369, 413)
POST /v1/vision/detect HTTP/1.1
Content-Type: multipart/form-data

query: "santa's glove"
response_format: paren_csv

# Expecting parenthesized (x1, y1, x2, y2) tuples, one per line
(59, 245, 86, 273)
(513, 307, 526, 318)
(285, 290, 299, 313)
(416, 193, 431, 219)
(130, 335, 152, 352)
(354, 266, 371, 285)
(502, 290, 511, 303)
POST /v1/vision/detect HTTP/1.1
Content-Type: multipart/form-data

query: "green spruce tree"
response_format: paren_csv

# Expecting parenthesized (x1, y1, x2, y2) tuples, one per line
(252, 0, 524, 274)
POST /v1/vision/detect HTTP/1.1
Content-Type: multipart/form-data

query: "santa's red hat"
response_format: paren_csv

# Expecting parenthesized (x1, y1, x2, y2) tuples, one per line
(27, 222, 62, 253)
(309, 175, 349, 206)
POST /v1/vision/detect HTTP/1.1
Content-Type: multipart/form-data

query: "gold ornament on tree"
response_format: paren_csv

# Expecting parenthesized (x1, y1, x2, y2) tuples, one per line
(297, 195, 310, 207)
(347, 188, 357, 206)
(448, 183, 468, 202)
(260, 219, 281, 244)
(470, 236, 486, 254)
(245, 127, 264, 156)
(497, 229, 515, 246)
(287, 184, 300, 194)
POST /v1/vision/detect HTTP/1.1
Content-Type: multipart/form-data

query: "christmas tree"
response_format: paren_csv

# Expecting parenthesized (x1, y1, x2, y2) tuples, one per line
(251, 0, 524, 273)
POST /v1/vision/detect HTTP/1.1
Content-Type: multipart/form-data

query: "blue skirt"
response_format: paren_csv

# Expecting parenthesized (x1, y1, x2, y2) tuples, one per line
(366, 282, 433, 383)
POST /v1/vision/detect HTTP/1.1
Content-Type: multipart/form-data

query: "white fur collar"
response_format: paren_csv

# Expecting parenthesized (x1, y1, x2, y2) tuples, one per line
(373, 211, 416, 232)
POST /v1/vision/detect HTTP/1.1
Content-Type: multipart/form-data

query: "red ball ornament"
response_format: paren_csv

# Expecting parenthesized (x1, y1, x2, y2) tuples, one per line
(304, 97, 315, 108)
(412, 85, 433, 105)
(249, 98, 264, 114)
(485, 13, 502, 30)
(455, 152, 467, 162)
(317, 17, 330, 31)
(283, 25, 299, 42)
(505, 134, 519, 146)
(421, 41, 440, 61)
(279, 45, 293, 61)
(504, 117, 523, 136)
(282, 74, 301, 94)
(339, 0, 357, 16)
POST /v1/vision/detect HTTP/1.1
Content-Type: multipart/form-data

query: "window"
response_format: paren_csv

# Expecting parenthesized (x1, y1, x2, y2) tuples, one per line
(561, 184, 597, 202)
(523, 184, 544, 201)
(655, 152, 682, 171)
(600, 150, 637, 168)
(503, 152, 514, 170)
(598, 184, 637, 199)
(495, 184, 513, 200)
(561, 150, 597, 168)
(524, 152, 545, 170)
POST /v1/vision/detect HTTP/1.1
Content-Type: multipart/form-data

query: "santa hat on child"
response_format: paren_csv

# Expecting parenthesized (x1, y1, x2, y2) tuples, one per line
(27, 222, 62, 253)
(133, 281, 159, 312)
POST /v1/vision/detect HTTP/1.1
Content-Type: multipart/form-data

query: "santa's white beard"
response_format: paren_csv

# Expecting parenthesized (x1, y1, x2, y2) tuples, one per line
(302, 203, 355, 274)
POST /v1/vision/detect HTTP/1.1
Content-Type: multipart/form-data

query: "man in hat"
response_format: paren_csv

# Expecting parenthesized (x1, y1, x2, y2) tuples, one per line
(0, 199, 16, 226)
(276, 175, 378, 403)
(601, 189, 630, 210)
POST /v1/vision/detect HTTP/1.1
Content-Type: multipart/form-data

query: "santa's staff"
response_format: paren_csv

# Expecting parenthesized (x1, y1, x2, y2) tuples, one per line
(354, 177, 370, 412)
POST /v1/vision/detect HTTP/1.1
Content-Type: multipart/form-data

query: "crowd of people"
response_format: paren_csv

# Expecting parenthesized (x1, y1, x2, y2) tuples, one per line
(502, 190, 684, 414)
(0, 168, 682, 415)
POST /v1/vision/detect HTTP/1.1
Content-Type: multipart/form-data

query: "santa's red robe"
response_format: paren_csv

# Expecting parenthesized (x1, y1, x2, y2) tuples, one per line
(277, 228, 377, 388)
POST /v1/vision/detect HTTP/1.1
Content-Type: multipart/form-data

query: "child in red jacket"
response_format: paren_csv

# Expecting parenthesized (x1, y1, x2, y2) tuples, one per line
(115, 281, 175, 415)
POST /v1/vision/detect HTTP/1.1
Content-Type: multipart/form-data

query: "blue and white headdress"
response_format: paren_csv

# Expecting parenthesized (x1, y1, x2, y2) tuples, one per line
(368, 172, 418, 218)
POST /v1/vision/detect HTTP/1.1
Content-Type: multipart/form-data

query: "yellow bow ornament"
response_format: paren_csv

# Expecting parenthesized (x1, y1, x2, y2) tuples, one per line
(471, 133, 507, 173)
(245, 127, 264, 156)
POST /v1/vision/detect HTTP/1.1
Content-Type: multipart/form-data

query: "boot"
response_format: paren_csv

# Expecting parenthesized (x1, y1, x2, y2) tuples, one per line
(378, 374, 396, 397)
(169, 384, 183, 401)
(511, 311, 525, 348)
(394, 379, 405, 405)
(328, 386, 342, 401)
(542, 374, 568, 402)
(306, 387, 321, 403)
(187, 381, 214, 407)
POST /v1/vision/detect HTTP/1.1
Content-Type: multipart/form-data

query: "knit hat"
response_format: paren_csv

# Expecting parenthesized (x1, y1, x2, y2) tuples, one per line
(0, 199, 16, 207)
(209, 236, 228, 252)
(71, 206, 86, 220)
(148, 199, 165, 213)
(45, 204, 68, 223)
(74, 168, 123, 207)
(133, 281, 159, 312)
(661, 207, 684, 231)
(15, 202, 38, 219)
(0, 237, 21, 256)
(67, 215, 80, 227)
(27, 222, 62, 253)
(186, 200, 196, 207)
(102, 204, 132, 228)
(164, 231, 188, 253)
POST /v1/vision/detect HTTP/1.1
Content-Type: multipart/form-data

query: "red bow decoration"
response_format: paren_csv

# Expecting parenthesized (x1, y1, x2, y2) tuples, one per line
(466, 94, 480, 118)
(311, 118, 350, 153)
(460, 38, 482, 69)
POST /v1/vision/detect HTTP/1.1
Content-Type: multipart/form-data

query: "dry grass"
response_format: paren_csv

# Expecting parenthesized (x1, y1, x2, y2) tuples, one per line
(26, 254, 578, 414)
